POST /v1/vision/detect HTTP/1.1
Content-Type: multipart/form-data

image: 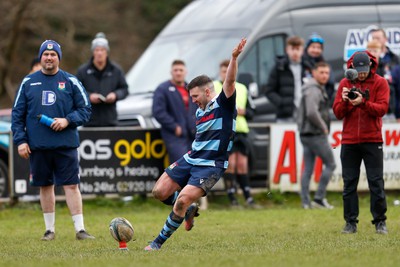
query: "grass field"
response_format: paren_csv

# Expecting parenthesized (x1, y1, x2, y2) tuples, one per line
(1, 191, 400, 267)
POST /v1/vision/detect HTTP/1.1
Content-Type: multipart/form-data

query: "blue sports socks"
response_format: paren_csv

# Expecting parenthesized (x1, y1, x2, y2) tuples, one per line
(162, 191, 179, 206)
(153, 211, 184, 245)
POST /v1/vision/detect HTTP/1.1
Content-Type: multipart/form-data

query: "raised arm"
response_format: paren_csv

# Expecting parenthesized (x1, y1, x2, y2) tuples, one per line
(223, 38, 247, 98)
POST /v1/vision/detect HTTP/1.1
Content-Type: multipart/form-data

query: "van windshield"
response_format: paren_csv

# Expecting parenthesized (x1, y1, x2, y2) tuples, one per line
(125, 30, 249, 94)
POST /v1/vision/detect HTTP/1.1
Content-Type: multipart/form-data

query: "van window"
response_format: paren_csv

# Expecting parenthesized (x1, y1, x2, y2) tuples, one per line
(239, 35, 285, 96)
(125, 30, 249, 95)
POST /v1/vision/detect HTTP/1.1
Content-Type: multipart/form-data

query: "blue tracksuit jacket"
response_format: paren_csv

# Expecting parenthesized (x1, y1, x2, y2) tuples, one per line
(12, 69, 91, 150)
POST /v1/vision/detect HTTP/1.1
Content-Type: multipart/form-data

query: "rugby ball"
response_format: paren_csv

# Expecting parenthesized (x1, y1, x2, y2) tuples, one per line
(109, 217, 134, 242)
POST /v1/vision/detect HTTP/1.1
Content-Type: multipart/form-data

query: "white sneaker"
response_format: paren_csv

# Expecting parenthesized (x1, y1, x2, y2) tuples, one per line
(311, 198, 334, 209)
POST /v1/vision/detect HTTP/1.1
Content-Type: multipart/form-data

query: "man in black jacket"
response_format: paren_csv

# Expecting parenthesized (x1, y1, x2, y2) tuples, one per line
(302, 33, 335, 102)
(77, 32, 128, 126)
(265, 36, 307, 122)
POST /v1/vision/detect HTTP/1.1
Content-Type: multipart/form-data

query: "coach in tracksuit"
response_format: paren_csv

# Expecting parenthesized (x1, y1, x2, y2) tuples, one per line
(152, 60, 197, 163)
(12, 40, 94, 241)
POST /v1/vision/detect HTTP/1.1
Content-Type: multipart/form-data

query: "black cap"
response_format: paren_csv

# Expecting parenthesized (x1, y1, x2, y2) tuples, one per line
(353, 52, 370, 73)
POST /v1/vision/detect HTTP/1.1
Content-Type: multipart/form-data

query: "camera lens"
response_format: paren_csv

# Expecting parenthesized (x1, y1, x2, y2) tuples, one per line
(348, 91, 357, 100)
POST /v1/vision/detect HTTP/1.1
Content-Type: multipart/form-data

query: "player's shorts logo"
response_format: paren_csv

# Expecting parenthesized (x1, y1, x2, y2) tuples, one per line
(168, 162, 177, 170)
(42, 91, 56, 105)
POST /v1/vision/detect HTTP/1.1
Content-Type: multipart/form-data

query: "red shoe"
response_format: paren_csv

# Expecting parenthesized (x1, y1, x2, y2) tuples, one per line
(184, 203, 200, 231)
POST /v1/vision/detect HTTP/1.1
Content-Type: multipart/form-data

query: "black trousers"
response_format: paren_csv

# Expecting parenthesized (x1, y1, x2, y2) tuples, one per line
(340, 143, 387, 224)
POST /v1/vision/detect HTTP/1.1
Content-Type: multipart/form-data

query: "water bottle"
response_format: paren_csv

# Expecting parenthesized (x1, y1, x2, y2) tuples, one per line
(37, 114, 54, 127)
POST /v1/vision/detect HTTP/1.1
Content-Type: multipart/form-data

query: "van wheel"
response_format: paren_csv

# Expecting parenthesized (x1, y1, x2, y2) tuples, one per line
(0, 159, 8, 198)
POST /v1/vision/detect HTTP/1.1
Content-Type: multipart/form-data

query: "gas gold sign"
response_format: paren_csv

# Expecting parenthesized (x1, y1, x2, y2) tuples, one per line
(114, 132, 166, 166)
(78, 131, 167, 166)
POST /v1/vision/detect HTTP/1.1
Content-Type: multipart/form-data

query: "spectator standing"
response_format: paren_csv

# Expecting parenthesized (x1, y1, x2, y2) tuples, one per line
(302, 33, 335, 101)
(366, 39, 397, 120)
(144, 38, 247, 251)
(390, 64, 400, 120)
(76, 32, 128, 127)
(152, 60, 197, 163)
(12, 40, 94, 241)
(371, 28, 399, 68)
(29, 57, 41, 74)
(297, 62, 336, 209)
(333, 51, 389, 234)
(366, 40, 385, 75)
(213, 59, 258, 207)
(265, 36, 307, 122)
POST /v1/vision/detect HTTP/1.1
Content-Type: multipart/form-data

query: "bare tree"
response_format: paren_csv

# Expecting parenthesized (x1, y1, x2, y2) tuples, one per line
(0, 0, 191, 108)
(0, 0, 32, 106)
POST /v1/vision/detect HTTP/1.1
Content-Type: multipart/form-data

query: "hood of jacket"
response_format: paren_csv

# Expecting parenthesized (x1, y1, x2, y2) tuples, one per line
(346, 50, 378, 78)
(301, 78, 324, 94)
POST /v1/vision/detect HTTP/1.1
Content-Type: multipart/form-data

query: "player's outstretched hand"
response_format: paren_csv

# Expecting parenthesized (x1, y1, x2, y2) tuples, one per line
(232, 38, 247, 58)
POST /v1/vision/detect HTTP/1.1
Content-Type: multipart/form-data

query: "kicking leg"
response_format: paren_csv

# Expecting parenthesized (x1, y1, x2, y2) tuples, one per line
(145, 185, 203, 251)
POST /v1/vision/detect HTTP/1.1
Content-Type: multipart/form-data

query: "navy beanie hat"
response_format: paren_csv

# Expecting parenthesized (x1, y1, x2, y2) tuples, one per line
(38, 40, 62, 60)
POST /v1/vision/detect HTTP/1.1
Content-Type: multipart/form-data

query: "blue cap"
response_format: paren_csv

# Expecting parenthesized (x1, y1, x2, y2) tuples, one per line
(38, 40, 62, 60)
(307, 33, 324, 47)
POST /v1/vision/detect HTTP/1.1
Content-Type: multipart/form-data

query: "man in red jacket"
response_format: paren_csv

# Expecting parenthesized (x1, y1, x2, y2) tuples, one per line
(333, 51, 389, 234)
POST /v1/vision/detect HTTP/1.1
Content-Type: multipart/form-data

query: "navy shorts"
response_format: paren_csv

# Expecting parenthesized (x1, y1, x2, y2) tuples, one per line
(29, 148, 80, 186)
(230, 133, 251, 155)
(165, 157, 225, 195)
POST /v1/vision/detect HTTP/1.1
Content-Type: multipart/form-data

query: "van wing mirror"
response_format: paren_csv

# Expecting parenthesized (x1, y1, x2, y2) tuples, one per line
(248, 82, 258, 98)
(237, 72, 258, 98)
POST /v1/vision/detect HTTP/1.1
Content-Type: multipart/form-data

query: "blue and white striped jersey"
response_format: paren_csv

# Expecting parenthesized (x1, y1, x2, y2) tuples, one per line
(184, 90, 237, 168)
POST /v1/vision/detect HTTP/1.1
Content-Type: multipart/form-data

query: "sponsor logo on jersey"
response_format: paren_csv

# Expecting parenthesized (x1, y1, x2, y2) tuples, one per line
(196, 113, 215, 125)
(30, 82, 42, 86)
(42, 91, 56, 105)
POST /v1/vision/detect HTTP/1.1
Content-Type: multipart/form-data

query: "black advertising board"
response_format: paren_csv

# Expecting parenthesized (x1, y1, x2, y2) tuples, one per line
(12, 128, 167, 196)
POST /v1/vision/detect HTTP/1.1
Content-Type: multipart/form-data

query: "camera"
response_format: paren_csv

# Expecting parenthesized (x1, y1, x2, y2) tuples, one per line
(344, 69, 370, 100)
(347, 87, 369, 100)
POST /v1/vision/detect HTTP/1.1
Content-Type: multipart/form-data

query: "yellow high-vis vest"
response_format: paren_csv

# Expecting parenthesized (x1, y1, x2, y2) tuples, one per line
(213, 80, 249, 134)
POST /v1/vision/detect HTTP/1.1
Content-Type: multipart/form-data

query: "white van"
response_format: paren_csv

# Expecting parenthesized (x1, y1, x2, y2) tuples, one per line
(117, 0, 400, 186)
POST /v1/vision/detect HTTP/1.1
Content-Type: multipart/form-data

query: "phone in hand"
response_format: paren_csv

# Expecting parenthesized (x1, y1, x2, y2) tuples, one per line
(98, 94, 106, 102)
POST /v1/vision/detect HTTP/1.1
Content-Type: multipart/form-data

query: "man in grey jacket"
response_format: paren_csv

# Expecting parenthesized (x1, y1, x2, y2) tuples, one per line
(297, 62, 336, 209)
